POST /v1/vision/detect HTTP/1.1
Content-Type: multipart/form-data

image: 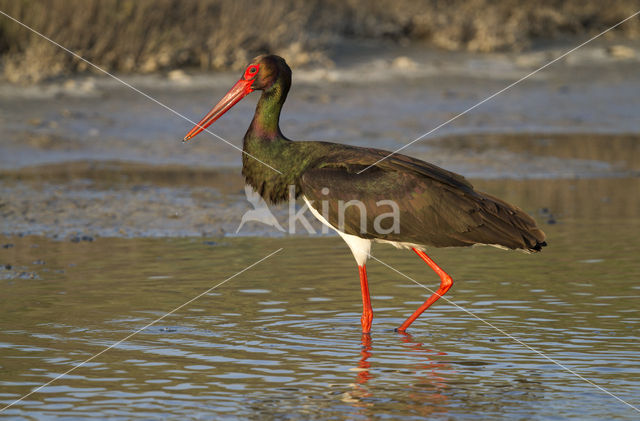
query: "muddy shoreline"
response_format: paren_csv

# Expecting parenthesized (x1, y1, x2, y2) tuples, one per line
(1, 134, 638, 239)
(1, 42, 639, 239)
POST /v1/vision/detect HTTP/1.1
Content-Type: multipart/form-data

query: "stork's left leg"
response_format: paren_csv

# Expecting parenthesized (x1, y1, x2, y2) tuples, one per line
(358, 265, 373, 333)
(397, 248, 453, 332)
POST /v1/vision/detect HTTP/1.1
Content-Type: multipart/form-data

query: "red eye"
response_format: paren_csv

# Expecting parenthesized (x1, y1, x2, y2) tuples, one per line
(245, 64, 259, 79)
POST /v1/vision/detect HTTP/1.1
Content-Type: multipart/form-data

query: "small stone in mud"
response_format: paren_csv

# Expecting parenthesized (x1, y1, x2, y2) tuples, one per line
(70, 235, 94, 243)
(2, 244, 14, 249)
(202, 241, 217, 246)
(160, 327, 177, 332)
(607, 45, 635, 59)
(28, 117, 43, 127)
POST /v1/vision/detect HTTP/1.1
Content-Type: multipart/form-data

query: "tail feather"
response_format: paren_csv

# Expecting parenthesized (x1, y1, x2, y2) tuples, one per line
(476, 191, 547, 252)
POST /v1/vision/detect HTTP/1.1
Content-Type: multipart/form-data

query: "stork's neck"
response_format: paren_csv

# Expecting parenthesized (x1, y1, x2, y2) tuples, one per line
(242, 71, 296, 204)
(247, 75, 290, 141)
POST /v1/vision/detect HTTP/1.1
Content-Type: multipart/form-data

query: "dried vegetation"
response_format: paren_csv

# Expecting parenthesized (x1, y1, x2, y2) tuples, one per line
(0, 0, 638, 83)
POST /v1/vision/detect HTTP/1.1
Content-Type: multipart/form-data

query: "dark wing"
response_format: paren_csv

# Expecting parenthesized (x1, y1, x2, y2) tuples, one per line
(315, 144, 475, 193)
(299, 144, 546, 251)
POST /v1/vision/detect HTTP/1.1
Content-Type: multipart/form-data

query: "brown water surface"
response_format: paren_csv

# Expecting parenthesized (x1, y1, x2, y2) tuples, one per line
(1, 175, 639, 419)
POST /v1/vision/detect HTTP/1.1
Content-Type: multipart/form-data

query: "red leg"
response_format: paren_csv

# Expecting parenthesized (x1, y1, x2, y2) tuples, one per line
(397, 248, 453, 332)
(359, 265, 373, 333)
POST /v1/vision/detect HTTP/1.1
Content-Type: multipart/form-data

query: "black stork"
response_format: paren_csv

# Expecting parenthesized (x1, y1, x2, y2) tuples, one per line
(184, 55, 546, 333)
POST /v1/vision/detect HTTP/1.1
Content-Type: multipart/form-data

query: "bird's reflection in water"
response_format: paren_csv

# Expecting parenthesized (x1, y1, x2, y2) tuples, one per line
(340, 334, 374, 408)
(342, 332, 450, 417)
(399, 331, 450, 417)
(357, 333, 373, 384)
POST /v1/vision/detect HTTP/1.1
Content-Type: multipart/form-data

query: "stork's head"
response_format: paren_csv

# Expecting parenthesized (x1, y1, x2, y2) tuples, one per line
(183, 55, 291, 141)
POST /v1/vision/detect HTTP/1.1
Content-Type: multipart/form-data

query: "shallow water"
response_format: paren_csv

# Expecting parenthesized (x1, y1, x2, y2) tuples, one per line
(1, 177, 639, 419)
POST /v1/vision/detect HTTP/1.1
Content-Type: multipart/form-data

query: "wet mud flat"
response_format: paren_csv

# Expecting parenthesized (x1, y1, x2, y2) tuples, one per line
(1, 132, 639, 239)
(1, 41, 638, 238)
(1, 41, 639, 172)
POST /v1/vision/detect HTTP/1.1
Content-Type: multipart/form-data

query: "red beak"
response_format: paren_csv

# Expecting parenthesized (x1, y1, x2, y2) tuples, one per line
(183, 78, 255, 141)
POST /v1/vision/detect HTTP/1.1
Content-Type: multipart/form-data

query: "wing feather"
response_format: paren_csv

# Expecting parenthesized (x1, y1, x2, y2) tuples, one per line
(299, 144, 546, 251)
